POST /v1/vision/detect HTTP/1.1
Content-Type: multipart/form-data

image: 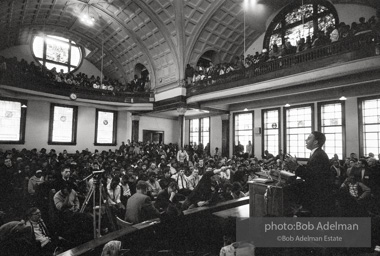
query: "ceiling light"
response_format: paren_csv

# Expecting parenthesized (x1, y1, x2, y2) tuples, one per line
(339, 96, 347, 101)
(244, 108, 248, 111)
(21, 104, 27, 108)
(284, 104, 291, 107)
(80, 14, 95, 26)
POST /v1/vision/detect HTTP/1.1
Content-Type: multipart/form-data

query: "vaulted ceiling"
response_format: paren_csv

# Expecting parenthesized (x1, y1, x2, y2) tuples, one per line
(0, 0, 379, 90)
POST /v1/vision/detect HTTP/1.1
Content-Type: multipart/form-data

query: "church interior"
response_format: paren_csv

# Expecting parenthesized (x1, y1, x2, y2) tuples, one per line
(1, 0, 380, 255)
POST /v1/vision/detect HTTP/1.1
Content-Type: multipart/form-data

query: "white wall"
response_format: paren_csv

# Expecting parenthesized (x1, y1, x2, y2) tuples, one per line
(210, 116, 222, 155)
(0, 99, 131, 153)
(0, 45, 103, 78)
(138, 116, 179, 144)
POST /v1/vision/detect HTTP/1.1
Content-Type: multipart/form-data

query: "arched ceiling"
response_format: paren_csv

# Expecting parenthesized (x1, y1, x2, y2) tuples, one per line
(0, 0, 379, 89)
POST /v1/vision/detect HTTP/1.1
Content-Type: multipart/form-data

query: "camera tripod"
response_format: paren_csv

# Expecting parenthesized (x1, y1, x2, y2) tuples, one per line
(80, 178, 117, 238)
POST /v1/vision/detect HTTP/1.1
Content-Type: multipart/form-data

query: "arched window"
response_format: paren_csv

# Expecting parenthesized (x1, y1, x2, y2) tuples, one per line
(32, 34, 82, 73)
(197, 50, 219, 68)
(263, 0, 338, 50)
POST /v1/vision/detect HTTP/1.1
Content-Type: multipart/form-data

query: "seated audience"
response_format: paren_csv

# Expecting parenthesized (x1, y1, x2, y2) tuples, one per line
(124, 181, 160, 224)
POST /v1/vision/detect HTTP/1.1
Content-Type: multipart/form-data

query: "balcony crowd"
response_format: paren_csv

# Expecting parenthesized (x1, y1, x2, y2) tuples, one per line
(0, 57, 151, 95)
(185, 15, 380, 86)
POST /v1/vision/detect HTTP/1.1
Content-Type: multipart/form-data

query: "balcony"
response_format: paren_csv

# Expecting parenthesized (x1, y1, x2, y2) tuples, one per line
(0, 69, 152, 104)
(187, 32, 379, 98)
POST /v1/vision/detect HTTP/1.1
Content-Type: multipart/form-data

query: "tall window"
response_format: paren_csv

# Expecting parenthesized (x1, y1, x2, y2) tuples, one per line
(48, 104, 78, 145)
(234, 112, 254, 153)
(285, 105, 314, 159)
(262, 108, 280, 156)
(189, 119, 199, 145)
(359, 97, 380, 157)
(95, 109, 117, 146)
(318, 101, 345, 159)
(32, 34, 82, 73)
(0, 98, 26, 144)
(264, 0, 338, 50)
(189, 117, 210, 145)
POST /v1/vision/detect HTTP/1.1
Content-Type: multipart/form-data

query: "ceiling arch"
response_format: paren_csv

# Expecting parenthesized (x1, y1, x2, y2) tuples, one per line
(0, 0, 379, 90)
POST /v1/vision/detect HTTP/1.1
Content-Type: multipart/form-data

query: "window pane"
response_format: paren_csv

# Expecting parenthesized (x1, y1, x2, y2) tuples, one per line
(96, 111, 115, 144)
(234, 112, 253, 153)
(263, 109, 280, 156)
(286, 106, 312, 158)
(361, 98, 380, 156)
(71, 46, 81, 67)
(0, 100, 21, 141)
(52, 106, 74, 143)
(46, 37, 69, 64)
(33, 36, 44, 59)
(320, 103, 343, 159)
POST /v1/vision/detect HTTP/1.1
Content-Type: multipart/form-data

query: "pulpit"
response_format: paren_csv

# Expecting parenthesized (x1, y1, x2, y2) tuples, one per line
(248, 180, 294, 217)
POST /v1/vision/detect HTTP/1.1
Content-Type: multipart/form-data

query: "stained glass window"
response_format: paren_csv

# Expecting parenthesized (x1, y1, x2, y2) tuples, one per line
(264, 1, 338, 50)
(0, 99, 26, 143)
(49, 104, 78, 145)
(95, 110, 117, 145)
(32, 34, 82, 73)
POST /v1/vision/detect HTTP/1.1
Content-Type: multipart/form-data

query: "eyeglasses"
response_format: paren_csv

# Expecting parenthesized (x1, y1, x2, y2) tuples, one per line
(32, 212, 41, 216)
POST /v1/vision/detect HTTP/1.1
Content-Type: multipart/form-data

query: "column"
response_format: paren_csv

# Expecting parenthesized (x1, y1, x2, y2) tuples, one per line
(131, 115, 140, 143)
(221, 114, 230, 157)
(177, 107, 187, 147)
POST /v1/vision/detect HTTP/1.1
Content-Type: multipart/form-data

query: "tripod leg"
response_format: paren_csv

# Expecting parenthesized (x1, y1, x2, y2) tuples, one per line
(80, 185, 94, 213)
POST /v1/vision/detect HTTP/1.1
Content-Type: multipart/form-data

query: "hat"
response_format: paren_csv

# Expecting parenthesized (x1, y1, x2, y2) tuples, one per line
(36, 170, 42, 173)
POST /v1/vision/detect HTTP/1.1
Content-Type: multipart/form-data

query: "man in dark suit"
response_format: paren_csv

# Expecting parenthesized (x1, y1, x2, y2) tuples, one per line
(286, 131, 335, 217)
(125, 181, 160, 224)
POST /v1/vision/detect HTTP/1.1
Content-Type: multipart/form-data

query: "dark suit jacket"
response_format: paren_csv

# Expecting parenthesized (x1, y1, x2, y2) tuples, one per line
(125, 192, 160, 224)
(296, 148, 335, 216)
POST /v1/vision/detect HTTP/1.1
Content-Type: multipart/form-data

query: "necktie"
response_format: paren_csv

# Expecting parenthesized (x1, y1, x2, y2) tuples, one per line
(38, 220, 49, 236)
(181, 176, 184, 189)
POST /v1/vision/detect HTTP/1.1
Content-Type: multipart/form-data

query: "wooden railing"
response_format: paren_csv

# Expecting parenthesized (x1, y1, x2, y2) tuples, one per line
(187, 32, 378, 96)
(57, 197, 249, 256)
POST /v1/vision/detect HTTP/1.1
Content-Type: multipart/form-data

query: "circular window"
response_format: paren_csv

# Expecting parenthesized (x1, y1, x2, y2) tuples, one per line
(32, 34, 82, 73)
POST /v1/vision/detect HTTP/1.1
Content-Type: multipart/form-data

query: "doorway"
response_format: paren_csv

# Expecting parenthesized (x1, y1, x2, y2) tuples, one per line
(143, 130, 164, 144)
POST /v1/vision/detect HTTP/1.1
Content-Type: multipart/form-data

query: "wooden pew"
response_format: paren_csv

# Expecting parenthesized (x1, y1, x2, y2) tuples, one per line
(57, 197, 249, 256)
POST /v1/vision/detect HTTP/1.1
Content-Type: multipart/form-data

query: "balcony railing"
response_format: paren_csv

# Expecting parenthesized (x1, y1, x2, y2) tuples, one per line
(0, 70, 152, 103)
(187, 32, 378, 96)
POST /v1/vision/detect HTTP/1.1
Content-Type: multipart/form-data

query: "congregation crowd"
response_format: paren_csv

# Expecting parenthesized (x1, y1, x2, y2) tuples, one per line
(0, 140, 380, 255)
(0, 56, 150, 94)
(185, 15, 380, 86)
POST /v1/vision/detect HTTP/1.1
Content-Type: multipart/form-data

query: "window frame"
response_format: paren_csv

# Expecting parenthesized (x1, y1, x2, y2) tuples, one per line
(283, 103, 314, 160)
(262, 107, 281, 157)
(0, 97, 27, 144)
(31, 34, 83, 74)
(188, 117, 211, 146)
(263, 0, 339, 49)
(48, 103, 78, 145)
(94, 109, 118, 146)
(358, 95, 380, 157)
(317, 100, 346, 159)
(233, 111, 254, 155)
